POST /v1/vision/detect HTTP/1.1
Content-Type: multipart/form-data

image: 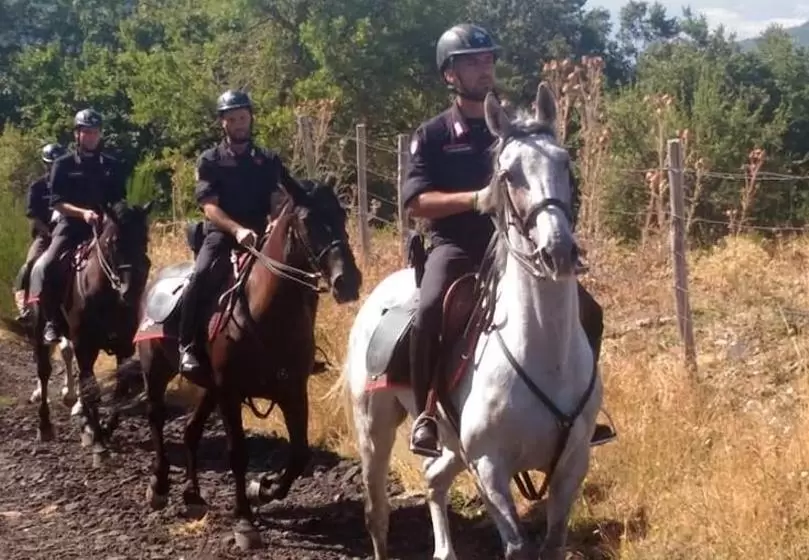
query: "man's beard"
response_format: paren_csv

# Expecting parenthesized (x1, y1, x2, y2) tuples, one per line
(227, 129, 251, 145)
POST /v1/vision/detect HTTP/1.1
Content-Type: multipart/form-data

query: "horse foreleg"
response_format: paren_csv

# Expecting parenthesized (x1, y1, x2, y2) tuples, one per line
(252, 379, 311, 504)
(218, 393, 262, 551)
(33, 318, 54, 442)
(58, 337, 78, 409)
(74, 340, 107, 466)
(144, 346, 172, 510)
(424, 445, 466, 560)
(541, 438, 592, 560)
(473, 455, 537, 560)
(182, 388, 216, 518)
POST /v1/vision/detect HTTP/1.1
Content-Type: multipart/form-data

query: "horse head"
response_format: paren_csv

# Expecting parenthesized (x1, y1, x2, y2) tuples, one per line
(483, 82, 577, 280)
(285, 179, 362, 303)
(97, 199, 154, 305)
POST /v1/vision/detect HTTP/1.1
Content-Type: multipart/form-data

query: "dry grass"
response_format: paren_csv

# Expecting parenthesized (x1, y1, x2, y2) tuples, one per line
(8, 219, 809, 557)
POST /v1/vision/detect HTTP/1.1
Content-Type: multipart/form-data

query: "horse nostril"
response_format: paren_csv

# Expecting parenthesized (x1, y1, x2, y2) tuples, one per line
(332, 273, 345, 294)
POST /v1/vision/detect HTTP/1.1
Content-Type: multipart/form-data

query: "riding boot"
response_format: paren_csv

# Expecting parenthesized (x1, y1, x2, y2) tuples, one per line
(408, 324, 441, 458)
(178, 274, 203, 374)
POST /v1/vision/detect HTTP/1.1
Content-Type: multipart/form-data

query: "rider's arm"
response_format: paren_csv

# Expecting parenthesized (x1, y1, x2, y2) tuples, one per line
(195, 154, 242, 235)
(49, 158, 87, 220)
(402, 128, 477, 220)
(25, 180, 51, 236)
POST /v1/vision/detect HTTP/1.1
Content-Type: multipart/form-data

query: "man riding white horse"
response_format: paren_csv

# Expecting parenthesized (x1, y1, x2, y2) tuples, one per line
(403, 23, 615, 458)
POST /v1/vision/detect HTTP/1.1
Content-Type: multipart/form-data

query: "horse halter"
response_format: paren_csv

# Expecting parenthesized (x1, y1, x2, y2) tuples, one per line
(493, 135, 578, 279)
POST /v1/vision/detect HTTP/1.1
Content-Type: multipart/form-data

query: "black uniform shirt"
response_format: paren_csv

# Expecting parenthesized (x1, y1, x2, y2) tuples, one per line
(25, 173, 52, 235)
(402, 103, 496, 254)
(194, 141, 296, 234)
(49, 151, 127, 218)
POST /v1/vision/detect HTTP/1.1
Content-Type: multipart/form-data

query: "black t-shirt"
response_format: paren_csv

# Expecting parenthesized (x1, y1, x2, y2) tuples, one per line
(402, 103, 496, 255)
(49, 151, 127, 216)
(26, 173, 51, 226)
(194, 141, 295, 234)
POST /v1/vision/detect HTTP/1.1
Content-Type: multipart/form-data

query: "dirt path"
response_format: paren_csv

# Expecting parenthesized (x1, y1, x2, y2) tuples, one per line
(0, 331, 619, 559)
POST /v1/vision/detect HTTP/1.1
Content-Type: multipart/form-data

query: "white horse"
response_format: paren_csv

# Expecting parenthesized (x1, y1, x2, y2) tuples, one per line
(341, 83, 602, 560)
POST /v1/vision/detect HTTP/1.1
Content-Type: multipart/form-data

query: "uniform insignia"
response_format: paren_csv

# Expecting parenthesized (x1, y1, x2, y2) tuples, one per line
(410, 137, 419, 155)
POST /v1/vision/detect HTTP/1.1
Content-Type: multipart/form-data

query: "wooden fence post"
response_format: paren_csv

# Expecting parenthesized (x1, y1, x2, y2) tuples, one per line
(355, 123, 370, 261)
(297, 115, 317, 176)
(667, 138, 698, 374)
(397, 134, 409, 266)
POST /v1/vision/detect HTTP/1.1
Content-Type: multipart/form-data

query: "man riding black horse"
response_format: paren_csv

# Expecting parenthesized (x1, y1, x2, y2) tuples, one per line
(403, 23, 615, 458)
(32, 108, 128, 345)
(178, 89, 313, 374)
(14, 143, 66, 323)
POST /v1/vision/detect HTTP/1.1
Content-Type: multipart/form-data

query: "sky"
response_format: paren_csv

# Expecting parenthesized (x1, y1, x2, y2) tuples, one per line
(590, 0, 809, 40)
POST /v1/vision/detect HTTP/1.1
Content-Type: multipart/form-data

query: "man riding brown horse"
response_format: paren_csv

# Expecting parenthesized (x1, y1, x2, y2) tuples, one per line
(403, 23, 615, 458)
(177, 89, 314, 374)
(32, 108, 128, 345)
(14, 143, 66, 323)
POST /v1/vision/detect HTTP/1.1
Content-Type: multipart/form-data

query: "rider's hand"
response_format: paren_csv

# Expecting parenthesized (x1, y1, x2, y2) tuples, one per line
(235, 227, 257, 247)
(473, 185, 495, 214)
(82, 210, 99, 225)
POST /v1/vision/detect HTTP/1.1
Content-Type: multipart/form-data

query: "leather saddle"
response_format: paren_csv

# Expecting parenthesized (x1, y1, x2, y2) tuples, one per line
(141, 221, 249, 325)
(365, 232, 484, 388)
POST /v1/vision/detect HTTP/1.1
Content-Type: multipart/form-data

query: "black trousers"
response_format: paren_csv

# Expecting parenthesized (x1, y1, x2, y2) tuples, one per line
(410, 242, 486, 415)
(179, 230, 238, 346)
(32, 219, 90, 318)
(15, 234, 50, 294)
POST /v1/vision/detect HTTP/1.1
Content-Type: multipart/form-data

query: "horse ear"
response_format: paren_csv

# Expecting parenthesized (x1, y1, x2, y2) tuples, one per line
(484, 92, 512, 139)
(534, 81, 557, 125)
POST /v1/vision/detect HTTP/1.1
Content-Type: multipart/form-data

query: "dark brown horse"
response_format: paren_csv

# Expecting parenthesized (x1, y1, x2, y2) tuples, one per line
(29, 200, 154, 465)
(135, 181, 361, 549)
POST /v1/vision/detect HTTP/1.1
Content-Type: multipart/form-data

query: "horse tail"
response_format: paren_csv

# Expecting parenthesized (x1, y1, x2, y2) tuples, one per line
(322, 349, 358, 446)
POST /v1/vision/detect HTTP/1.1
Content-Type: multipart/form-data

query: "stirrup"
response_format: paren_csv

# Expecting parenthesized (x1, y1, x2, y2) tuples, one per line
(179, 346, 201, 372)
(409, 414, 441, 458)
(590, 408, 618, 447)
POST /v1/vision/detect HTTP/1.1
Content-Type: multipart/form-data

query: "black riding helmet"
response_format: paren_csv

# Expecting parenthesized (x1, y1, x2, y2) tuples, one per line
(74, 108, 103, 129)
(436, 24, 500, 83)
(216, 89, 252, 115)
(41, 143, 66, 164)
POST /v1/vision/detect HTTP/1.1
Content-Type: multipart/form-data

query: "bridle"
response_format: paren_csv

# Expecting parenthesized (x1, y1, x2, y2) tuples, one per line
(243, 205, 348, 294)
(491, 132, 579, 280)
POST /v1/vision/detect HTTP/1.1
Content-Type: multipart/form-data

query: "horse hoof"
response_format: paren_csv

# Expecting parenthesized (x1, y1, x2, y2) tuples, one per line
(146, 486, 168, 510)
(61, 390, 77, 408)
(37, 425, 54, 442)
(182, 491, 208, 520)
(233, 519, 261, 551)
(80, 427, 93, 448)
(70, 400, 83, 417)
(92, 448, 109, 468)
